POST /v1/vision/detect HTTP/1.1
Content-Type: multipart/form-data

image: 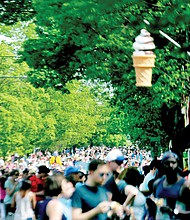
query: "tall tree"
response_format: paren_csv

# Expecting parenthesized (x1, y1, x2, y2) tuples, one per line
(19, 0, 189, 149)
(1, 0, 189, 153)
(0, 23, 115, 156)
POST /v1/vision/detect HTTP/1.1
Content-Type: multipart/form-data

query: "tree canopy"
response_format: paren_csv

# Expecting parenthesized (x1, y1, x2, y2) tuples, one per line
(0, 0, 35, 25)
(0, 0, 189, 155)
(20, 0, 189, 148)
(1, 23, 126, 156)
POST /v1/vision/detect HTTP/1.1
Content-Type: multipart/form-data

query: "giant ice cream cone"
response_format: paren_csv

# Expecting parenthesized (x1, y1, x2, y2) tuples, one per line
(132, 29, 156, 87)
(132, 54, 156, 87)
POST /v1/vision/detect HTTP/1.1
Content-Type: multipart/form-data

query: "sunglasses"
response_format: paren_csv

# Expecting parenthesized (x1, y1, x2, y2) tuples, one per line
(14, 174, 19, 176)
(78, 173, 84, 178)
(99, 173, 110, 178)
(164, 161, 177, 166)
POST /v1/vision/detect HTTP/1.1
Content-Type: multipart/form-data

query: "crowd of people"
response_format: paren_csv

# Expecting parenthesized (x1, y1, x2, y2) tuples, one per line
(0, 146, 190, 220)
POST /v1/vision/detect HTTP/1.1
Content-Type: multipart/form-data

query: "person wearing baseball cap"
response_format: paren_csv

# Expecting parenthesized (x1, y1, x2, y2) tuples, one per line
(106, 149, 126, 163)
(103, 149, 126, 205)
(64, 166, 81, 176)
(64, 166, 85, 187)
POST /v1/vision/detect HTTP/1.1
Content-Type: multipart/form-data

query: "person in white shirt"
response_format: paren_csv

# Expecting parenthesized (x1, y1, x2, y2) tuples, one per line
(12, 180, 36, 220)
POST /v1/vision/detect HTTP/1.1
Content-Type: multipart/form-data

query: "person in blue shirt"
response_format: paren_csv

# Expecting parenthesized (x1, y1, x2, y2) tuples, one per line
(153, 151, 190, 219)
(72, 159, 121, 220)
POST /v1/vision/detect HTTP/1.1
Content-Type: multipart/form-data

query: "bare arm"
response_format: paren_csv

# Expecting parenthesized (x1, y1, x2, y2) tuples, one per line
(6, 182, 19, 196)
(46, 200, 63, 220)
(30, 192, 36, 210)
(123, 185, 138, 207)
(72, 201, 110, 220)
(34, 190, 44, 196)
(11, 193, 16, 208)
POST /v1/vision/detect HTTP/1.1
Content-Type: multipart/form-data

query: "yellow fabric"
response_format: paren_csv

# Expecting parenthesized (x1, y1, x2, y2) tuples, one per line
(50, 156, 55, 164)
(55, 156, 62, 165)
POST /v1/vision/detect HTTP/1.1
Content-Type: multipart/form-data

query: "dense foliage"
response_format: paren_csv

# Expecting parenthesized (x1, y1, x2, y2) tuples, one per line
(1, 24, 128, 156)
(21, 0, 189, 148)
(0, 0, 189, 156)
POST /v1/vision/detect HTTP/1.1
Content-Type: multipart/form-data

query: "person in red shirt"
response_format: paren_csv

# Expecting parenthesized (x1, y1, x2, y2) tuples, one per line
(29, 165, 50, 219)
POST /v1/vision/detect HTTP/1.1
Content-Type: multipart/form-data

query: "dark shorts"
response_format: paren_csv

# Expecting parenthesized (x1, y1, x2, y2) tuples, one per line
(5, 204, 15, 216)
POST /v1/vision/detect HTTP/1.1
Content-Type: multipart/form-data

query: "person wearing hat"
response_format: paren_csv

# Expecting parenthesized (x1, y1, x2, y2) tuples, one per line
(152, 151, 190, 219)
(103, 149, 126, 205)
(64, 166, 85, 187)
(29, 165, 50, 219)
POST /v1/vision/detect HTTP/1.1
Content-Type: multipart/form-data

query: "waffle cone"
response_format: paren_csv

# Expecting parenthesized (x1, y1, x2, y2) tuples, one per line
(132, 54, 156, 87)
